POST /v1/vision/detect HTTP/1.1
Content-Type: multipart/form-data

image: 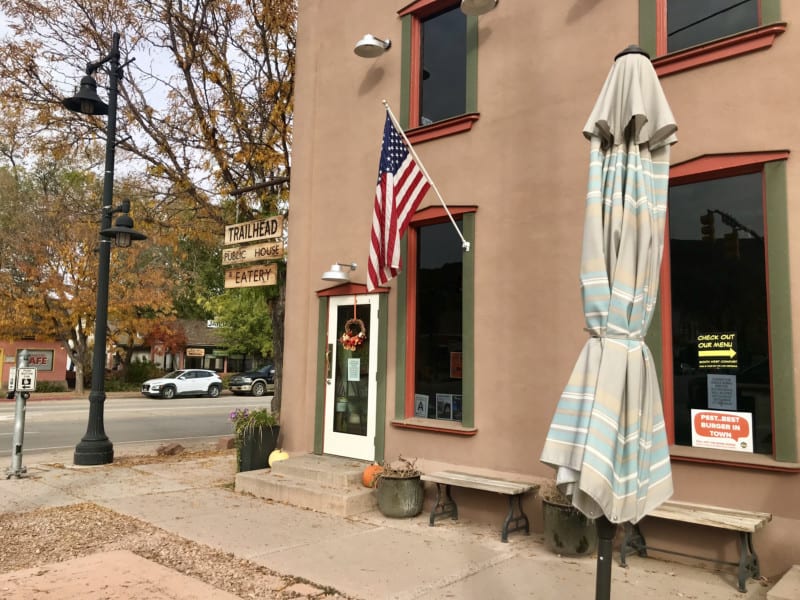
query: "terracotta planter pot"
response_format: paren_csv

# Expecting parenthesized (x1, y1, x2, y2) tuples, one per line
(376, 475, 424, 518)
(238, 425, 280, 472)
(542, 498, 598, 556)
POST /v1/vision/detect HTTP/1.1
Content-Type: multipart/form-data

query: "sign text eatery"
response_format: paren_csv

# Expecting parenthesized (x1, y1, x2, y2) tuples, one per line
(224, 216, 283, 245)
(225, 264, 278, 288)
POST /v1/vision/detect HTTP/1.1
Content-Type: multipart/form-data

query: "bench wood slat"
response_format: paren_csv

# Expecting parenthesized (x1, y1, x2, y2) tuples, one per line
(421, 471, 534, 496)
(650, 501, 772, 533)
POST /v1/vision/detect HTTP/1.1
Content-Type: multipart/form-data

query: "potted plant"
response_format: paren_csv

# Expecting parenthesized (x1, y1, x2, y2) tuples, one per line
(375, 456, 425, 518)
(229, 407, 280, 472)
(541, 480, 598, 556)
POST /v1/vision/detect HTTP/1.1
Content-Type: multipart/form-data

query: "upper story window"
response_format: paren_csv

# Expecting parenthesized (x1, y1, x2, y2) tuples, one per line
(419, 6, 467, 125)
(638, 0, 785, 76)
(399, 0, 480, 144)
(667, 0, 759, 53)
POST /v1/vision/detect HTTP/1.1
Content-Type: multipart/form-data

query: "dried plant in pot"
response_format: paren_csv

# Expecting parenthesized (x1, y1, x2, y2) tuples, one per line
(375, 456, 424, 518)
(229, 408, 280, 472)
(540, 480, 598, 556)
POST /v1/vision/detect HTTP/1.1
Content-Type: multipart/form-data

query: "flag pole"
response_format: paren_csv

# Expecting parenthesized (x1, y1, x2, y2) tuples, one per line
(382, 100, 471, 252)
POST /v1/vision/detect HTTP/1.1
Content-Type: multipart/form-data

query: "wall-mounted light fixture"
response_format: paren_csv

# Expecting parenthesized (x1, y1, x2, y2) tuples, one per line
(322, 262, 357, 282)
(354, 34, 391, 58)
(460, 0, 498, 16)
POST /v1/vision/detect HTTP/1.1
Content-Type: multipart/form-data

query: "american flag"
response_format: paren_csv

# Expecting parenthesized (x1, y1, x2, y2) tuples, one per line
(367, 113, 431, 291)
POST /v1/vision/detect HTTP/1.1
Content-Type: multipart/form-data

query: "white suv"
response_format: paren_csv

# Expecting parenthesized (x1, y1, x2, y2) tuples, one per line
(141, 369, 223, 399)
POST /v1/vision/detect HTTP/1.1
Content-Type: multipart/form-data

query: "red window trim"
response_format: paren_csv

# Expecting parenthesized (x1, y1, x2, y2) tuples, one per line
(660, 151, 788, 468)
(654, 19, 786, 77)
(403, 206, 476, 424)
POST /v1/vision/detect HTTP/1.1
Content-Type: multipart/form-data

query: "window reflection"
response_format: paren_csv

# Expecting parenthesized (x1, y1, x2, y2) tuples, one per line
(414, 220, 463, 421)
(667, 0, 758, 53)
(420, 7, 467, 125)
(668, 172, 772, 454)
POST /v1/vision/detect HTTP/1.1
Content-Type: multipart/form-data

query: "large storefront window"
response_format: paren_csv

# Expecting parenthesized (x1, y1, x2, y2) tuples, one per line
(413, 220, 463, 421)
(394, 206, 475, 432)
(668, 172, 771, 454)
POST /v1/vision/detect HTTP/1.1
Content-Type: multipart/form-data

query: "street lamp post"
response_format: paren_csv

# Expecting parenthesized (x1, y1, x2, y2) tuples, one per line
(62, 32, 146, 466)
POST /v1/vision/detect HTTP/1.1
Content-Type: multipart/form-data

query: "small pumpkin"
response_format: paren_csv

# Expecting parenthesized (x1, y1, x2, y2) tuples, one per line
(362, 463, 383, 488)
(268, 448, 289, 467)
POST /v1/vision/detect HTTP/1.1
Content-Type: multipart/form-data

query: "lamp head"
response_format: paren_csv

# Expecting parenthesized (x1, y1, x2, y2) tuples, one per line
(62, 75, 109, 115)
(460, 0, 498, 16)
(354, 35, 391, 58)
(322, 262, 357, 282)
(101, 213, 147, 248)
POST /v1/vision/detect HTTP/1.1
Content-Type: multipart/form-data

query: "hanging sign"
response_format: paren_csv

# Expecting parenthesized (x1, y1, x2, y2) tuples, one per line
(222, 241, 284, 265)
(691, 409, 753, 453)
(224, 216, 283, 246)
(224, 264, 278, 288)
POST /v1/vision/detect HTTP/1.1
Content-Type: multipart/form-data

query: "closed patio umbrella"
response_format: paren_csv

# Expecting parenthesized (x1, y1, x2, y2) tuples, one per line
(540, 45, 677, 600)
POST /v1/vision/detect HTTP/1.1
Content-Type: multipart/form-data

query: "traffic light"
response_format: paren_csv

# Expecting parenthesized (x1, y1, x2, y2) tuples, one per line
(723, 230, 740, 259)
(700, 210, 715, 242)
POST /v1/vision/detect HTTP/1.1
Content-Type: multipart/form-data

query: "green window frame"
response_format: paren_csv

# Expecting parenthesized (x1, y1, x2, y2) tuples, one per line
(398, 0, 480, 145)
(638, 0, 785, 77)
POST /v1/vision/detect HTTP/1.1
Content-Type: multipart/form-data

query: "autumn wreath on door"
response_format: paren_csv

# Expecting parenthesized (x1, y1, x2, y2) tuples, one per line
(340, 297, 367, 351)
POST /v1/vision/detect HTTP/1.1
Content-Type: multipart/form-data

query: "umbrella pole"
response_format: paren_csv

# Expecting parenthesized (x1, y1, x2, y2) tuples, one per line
(595, 516, 616, 600)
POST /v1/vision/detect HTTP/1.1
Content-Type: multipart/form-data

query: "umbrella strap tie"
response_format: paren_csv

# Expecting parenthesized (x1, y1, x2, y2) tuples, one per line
(585, 328, 643, 341)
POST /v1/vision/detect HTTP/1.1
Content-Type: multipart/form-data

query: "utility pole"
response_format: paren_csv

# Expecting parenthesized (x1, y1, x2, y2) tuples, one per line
(6, 350, 32, 478)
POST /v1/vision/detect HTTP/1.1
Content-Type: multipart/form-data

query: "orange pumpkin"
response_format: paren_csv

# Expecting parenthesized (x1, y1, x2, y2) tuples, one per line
(362, 463, 383, 488)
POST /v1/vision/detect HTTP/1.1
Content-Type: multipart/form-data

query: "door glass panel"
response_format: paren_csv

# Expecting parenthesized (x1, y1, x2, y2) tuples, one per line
(332, 303, 371, 436)
(668, 172, 772, 454)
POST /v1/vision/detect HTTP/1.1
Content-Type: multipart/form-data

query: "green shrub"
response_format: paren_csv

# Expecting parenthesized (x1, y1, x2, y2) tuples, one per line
(34, 381, 68, 393)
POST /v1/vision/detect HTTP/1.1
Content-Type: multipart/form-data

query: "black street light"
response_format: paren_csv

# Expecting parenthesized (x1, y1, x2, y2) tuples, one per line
(62, 32, 146, 466)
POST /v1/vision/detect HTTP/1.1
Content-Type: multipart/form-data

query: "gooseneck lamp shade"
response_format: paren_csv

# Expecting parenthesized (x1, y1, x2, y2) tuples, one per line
(100, 214, 147, 248)
(354, 35, 391, 58)
(62, 75, 109, 116)
(322, 262, 357, 282)
(460, 0, 499, 16)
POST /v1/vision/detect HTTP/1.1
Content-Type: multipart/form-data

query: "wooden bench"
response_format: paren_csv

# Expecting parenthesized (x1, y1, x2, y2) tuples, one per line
(620, 500, 772, 593)
(420, 471, 539, 542)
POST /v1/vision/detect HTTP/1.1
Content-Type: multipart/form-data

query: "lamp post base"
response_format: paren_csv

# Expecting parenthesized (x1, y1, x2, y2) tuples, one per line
(74, 438, 114, 466)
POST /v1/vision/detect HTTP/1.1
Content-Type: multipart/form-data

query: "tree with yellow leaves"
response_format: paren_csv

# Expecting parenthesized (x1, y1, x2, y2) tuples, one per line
(0, 0, 295, 408)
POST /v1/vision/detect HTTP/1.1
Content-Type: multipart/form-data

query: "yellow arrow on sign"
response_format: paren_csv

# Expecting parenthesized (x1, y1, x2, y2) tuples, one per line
(698, 348, 737, 358)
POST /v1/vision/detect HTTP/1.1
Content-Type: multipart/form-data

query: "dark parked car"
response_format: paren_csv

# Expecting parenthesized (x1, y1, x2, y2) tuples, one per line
(141, 369, 223, 399)
(229, 364, 275, 397)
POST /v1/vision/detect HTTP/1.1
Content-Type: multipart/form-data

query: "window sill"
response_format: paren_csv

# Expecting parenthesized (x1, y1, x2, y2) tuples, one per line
(391, 417, 477, 435)
(670, 445, 800, 472)
(405, 113, 480, 145)
(654, 22, 787, 78)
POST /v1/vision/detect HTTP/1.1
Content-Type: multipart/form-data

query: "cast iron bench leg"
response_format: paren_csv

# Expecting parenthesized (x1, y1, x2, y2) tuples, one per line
(429, 482, 458, 526)
(620, 522, 648, 567)
(737, 532, 760, 593)
(500, 494, 530, 542)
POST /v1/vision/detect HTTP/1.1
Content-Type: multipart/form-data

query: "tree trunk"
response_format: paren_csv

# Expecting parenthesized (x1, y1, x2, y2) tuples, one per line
(269, 271, 286, 414)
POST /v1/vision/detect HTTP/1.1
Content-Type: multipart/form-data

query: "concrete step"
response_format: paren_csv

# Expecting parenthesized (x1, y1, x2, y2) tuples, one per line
(768, 564, 800, 600)
(270, 453, 368, 487)
(234, 453, 377, 517)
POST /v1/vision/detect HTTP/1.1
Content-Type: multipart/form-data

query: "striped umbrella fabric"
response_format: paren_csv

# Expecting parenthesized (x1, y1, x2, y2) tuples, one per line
(540, 50, 678, 525)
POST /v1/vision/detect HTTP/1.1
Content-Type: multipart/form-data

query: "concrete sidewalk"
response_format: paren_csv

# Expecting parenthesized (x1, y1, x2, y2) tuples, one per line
(0, 446, 777, 599)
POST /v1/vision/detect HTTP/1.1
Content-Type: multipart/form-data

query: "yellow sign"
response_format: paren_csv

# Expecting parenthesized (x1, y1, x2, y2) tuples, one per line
(225, 264, 278, 288)
(222, 241, 284, 265)
(186, 348, 205, 357)
(224, 216, 283, 246)
(697, 332, 737, 369)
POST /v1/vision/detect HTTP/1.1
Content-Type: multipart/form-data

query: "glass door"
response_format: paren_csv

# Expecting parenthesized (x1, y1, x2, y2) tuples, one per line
(323, 294, 378, 460)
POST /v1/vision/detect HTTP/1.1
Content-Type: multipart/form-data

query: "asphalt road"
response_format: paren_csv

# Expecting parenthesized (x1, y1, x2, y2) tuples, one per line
(0, 394, 271, 458)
